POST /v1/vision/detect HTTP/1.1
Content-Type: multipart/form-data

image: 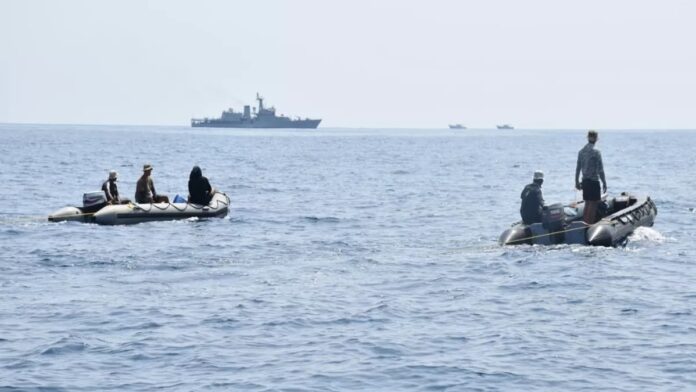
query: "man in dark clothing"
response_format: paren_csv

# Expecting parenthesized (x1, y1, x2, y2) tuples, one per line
(188, 166, 215, 205)
(102, 170, 122, 204)
(520, 170, 545, 225)
(575, 130, 607, 224)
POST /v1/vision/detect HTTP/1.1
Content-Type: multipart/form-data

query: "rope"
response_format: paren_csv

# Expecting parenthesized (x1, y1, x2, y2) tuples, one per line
(129, 192, 230, 214)
(504, 221, 604, 244)
(438, 216, 615, 254)
(67, 212, 96, 218)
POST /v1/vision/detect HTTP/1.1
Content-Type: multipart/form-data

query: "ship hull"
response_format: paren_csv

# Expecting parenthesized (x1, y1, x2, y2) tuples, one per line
(192, 119, 321, 129)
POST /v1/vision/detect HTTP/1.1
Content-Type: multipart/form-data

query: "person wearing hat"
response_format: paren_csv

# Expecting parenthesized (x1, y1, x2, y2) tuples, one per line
(135, 164, 169, 204)
(575, 130, 607, 224)
(101, 170, 125, 204)
(520, 170, 545, 225)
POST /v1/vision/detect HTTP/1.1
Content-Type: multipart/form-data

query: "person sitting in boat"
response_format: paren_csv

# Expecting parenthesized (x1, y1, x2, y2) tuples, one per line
(188, 166, 215, 205)
(102, 170, 120, 204)
(520, 170, 545, 225)
(101, 170, 129, 204)
(135, 164, 169, 204)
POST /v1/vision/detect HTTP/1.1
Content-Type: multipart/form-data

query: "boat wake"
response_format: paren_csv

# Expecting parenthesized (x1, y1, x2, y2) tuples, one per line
(0, 214, 46, 226)
(627, 227, 666, 244)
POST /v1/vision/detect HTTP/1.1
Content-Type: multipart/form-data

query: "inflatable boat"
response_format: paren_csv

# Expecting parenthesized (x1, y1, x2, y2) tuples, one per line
(49, 191, 230, 225)
(499, 193, 657, 247)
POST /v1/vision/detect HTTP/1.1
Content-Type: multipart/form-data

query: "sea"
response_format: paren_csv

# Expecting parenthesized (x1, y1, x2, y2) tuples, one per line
(1, 123, 694, 391)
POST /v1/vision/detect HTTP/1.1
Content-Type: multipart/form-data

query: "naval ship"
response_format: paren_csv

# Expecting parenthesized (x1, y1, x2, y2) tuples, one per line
(191, 94, 321, 129)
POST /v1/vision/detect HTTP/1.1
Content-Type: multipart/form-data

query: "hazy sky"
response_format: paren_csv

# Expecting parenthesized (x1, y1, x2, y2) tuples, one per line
(1, 0, 695, 128)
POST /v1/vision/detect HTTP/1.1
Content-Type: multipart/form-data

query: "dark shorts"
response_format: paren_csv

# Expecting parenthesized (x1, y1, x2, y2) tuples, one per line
(582, 179, 601, 201)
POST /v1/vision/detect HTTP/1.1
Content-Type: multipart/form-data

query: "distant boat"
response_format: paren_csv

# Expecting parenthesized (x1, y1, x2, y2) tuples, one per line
(496, 124, 514, 130)
(191, 93, 321, 129)
(449, 124, 466, 129)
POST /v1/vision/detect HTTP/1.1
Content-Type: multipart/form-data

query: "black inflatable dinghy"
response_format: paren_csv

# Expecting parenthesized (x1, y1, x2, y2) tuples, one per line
(499, 193, 657, 247)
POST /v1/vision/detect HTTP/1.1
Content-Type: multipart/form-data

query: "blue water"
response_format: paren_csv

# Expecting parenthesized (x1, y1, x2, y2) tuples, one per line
(1, 124, 695, 391)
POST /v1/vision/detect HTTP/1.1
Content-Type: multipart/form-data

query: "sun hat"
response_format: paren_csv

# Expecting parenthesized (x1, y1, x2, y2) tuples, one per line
(533, 170, 544, 180)
(109, 170, 118, 180)
(143, 164, 153, 172)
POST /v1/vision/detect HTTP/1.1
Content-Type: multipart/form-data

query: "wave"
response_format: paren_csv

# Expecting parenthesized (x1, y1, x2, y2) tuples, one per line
(39, 336, 89, 356)
(0, 387, 67, 392)
(301, 216, 341, 223)
(391, 169, 410, 175)
(0, 214, 46, 226)
(628, 227, 667, 243)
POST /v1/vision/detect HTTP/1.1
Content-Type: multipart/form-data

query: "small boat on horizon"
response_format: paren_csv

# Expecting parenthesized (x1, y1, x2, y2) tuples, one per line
(496, 124, 514, 130)
(449, 124, 466, 129)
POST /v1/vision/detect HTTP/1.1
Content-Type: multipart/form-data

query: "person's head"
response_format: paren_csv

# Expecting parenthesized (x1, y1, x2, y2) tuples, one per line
(108, 170, 118, 181)
(189, 165, 202, 181)
(533, 170, 544, 185)
(143, 164, 153, 177)
(587, 130, 598, 144)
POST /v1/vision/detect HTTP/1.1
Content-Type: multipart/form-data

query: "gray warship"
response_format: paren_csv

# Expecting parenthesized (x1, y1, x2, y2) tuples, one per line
(191, 94, 321, 129)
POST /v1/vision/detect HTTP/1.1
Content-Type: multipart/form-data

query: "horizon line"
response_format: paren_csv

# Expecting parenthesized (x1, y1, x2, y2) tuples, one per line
(1, 121, 695, 132)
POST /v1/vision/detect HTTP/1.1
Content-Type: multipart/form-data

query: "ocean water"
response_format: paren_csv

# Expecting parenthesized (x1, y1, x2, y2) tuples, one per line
(1, 124, 695, 391)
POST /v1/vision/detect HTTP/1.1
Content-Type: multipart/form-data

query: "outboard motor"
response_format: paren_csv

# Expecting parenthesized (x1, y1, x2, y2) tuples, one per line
(613, 195, 630, 211)
(83, 191, 107, 213)
(542, 203, 566, 243)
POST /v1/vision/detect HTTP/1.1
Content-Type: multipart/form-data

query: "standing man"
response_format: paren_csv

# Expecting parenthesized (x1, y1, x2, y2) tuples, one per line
(520, 170, 545, 225)
(575, 130, 607, 224)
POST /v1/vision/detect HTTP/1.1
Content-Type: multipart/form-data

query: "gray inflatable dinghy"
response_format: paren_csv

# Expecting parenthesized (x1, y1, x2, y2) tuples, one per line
(499, 192, 657, 247)
(49, 191, 230, 225)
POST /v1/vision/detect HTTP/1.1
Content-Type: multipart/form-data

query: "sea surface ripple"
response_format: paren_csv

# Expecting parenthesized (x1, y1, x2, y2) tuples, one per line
(1, 124, 695, 391)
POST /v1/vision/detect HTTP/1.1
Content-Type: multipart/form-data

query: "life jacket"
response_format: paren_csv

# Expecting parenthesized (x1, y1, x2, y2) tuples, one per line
(520, 183, 543, 224)
(102, 179, 118, 201)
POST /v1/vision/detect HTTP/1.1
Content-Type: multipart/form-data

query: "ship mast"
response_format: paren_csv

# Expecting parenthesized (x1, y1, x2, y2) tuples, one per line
(256, 93, 264, 111)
